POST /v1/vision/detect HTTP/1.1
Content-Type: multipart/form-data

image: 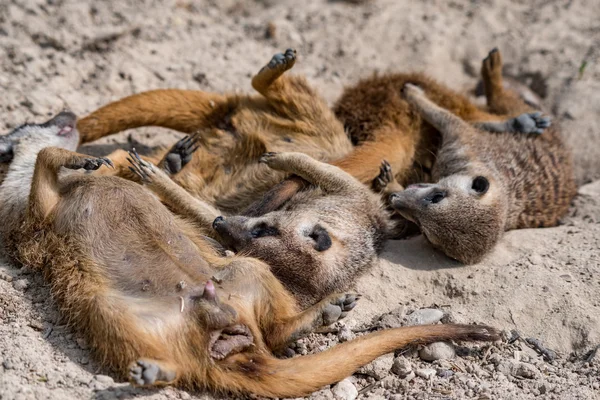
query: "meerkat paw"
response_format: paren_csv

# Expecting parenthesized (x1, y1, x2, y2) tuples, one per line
(373, 160, 404, 196)
(129, 359, 177, 386)
(66, 157, 114, 171)
(511, 112, 551, 135)
(263, 48, 296, 73)
(160, 134, 200, 175)
(321, 293, 361, 326)
(481, 47, 503, 80)
(259, 151, 310, 171)
(372, 160, 394, 192)
(401, 83, 426, 101)
(127, 149, 158, 182)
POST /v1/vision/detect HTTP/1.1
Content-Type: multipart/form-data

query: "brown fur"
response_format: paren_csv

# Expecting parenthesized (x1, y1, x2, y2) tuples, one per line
(0, 113, 500, 397)
(77, 49, 354, 214)
(389, 49, 576, 264)
(234, 59, 537, 220)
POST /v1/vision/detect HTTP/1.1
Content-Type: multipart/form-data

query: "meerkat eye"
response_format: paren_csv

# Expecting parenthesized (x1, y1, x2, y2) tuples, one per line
(308, 224, 332, 252)
(0, 141, 14, 163)
(472, 176, 490, 194)
(425, 191, 446, 204)
(250, 223, 279, 238)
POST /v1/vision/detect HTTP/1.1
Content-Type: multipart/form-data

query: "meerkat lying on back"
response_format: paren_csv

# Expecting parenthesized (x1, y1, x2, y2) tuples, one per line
(388, 49, 576, 264)
(0, 113, 499, 397)
(77, 49, 355, 214)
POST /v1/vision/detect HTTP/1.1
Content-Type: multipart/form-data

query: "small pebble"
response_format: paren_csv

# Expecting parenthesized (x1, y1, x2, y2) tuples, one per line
(331, 378, 358, 400)
(337, 325, 354, 342)
(391, 356, 412, 378)
(419, 341, 456, 361)
(437, 369, 454, 378)
(94, 374, 114, 385)
(416, 368, 436, 380)
(357, 354, 393, 380)
(3, 359, 15, 370)
(405, 309, 443, 326)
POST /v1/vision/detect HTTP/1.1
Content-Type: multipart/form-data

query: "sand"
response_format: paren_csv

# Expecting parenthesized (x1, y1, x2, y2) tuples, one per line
(1, 0, 599, 399)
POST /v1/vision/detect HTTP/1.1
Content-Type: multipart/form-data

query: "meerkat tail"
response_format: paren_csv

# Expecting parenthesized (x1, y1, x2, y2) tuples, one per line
(213, 324, 499, 398)
(76, 89, 229, 143)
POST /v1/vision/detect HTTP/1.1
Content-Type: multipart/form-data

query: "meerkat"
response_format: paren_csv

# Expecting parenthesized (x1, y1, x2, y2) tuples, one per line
(127, 148, 390, 307)
(388, 49, 576, 264)
(0, 112, 499, 398)
(77, 49, 355, 214)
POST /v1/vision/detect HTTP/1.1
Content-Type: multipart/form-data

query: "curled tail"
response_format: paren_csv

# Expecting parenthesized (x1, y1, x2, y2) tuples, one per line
(76, 89, 233, 143)
(212, 323, 499, 398)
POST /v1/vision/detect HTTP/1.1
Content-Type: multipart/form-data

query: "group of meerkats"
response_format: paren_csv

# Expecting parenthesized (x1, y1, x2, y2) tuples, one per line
(0, 47, 575, 397)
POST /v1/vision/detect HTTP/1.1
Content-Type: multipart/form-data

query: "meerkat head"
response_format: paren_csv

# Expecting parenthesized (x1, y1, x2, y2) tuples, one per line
(0, 111, 80, 163)
(213, 193, 386, 306)
(389, 173, 507, 264)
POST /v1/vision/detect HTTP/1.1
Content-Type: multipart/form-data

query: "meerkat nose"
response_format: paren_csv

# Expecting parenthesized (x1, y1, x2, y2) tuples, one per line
(212, 216, 225, 229)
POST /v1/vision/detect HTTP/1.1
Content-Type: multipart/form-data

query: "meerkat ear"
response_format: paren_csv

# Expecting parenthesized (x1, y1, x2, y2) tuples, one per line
(309, 225, 332, 252)
(472, 176, 490, 194)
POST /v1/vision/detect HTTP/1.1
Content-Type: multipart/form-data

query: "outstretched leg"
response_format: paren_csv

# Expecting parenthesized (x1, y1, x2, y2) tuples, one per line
(76, 89, 231, 143)
(28, 147, 113, 221)
(481, 48, 534, 115)
(127, 151, 221, 231)
(251, 48, 297, 96)
(259, 152, 367, 195)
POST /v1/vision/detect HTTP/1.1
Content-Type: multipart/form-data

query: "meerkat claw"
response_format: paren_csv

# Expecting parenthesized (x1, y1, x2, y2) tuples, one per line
(259, 152, 277, 164)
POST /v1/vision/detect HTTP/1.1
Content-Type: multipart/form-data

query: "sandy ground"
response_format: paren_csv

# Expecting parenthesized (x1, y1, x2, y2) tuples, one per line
(1, 0, 599, 399)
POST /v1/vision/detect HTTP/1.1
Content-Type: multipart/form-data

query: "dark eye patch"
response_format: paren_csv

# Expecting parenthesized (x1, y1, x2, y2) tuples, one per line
(250, 223, 279, 238)
(472, 176, 490, 194)
(425, 191, 446, 204)
(309, 225, 332, 252)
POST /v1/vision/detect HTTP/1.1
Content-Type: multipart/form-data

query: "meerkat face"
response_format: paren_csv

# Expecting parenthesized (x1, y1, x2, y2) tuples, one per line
(0, 111, 80, 162)
(389, 174, 506, 264)
(213, 211, 339, 260)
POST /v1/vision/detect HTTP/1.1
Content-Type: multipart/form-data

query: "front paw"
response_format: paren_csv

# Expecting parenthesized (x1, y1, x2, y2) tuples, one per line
(512, 112, 551, 135)
(127, 149, 156, 182)
(322, 293, 361, 326)
(67, 157, 114, 171)
(162, 135, 200, 175)
(259, 151, 288, 170)
(372, 160, 393, 192)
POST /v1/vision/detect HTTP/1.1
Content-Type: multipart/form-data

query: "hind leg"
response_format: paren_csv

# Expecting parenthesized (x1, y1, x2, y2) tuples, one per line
(267, 293, 361, 351)
(251, 49, 297, 96)
(28, 147, 113, 221)
(221, 258, 360, 351)
(481, 48, 533, 115)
